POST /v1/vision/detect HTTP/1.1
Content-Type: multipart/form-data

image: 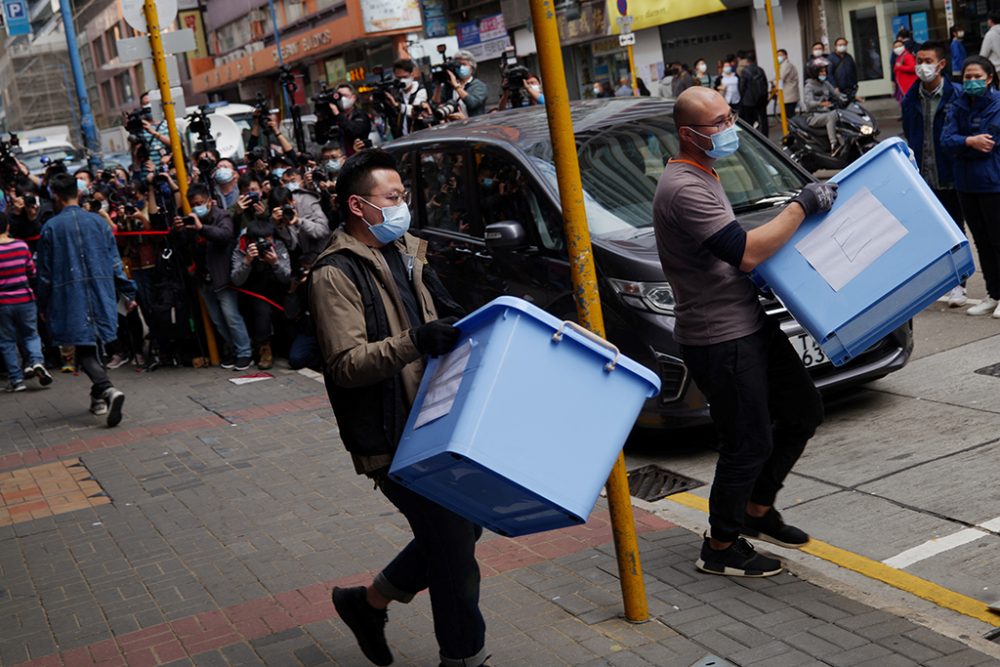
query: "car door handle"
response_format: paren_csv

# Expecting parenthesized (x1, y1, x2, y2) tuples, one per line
(474, 251, 492, 260)
(453, 247, 473, 254)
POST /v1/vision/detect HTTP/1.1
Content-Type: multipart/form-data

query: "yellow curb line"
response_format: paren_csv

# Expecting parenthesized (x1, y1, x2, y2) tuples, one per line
(666, 491, 1000, 627)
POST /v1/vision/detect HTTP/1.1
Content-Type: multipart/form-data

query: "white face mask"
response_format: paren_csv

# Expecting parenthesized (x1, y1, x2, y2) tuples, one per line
(916, 63, 940, 82)
(777, 55, 786, 64)
(893, 46, 905, 56)
(528, 84, 541, 93)
(836, 44, 848, 53)
(958, 31, 965, 39)
(723, 65, 733, 74)
(697, 63, 707, 73)
(813, 49, 824, 57)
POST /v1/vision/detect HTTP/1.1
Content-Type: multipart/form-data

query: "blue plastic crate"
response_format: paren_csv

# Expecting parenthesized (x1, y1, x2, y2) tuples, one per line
(753, 138, 974, 366)
(389, 296, 661, 537)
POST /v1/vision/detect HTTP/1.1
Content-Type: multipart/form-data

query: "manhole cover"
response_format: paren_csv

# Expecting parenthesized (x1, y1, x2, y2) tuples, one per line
(974, 363, 1000, 378)
(689, 656, 736, 667)
(627, 464, 703, 502)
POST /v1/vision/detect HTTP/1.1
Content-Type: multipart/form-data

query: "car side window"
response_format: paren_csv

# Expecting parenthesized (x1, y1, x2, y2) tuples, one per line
(418, 150, 472, 235)
(473, 151, 564, 251)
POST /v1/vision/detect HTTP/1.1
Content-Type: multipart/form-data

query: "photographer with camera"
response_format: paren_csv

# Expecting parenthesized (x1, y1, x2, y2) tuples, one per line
(230, 216, 290, 371)
(382, 59, 428, 136)
(4, 183, 52, 241)
(328, 83, 372, 156)
(233, 172, 269, 233)
(248, 104, 295, 159)
(435, 50, 488, 118)
(134, 92, 171, 169)
(172, 183, 253, 371)
(268, 182, 331, 267)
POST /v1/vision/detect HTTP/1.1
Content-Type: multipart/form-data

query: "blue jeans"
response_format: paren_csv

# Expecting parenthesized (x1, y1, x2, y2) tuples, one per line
(375, 479, 486, 667)
(199, 285, 251, 358)
(0, 301, 44, 384)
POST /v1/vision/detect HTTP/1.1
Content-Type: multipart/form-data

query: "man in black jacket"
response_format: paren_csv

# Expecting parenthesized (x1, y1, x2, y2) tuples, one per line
(330, 83, 372, 156)
(738, 51, 771, 136)
(172, 183, 253, 370)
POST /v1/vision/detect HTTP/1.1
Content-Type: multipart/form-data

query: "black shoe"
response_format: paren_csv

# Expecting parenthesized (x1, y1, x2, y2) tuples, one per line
(332, 586, 392, 666)
(696, 535, 783, 577)
(102, 388, 125, 428)
(742, 508, 809, 548)
(233, 356, 252, 371)
(31, 363, 53, 387)
(220, 354, 236, 370)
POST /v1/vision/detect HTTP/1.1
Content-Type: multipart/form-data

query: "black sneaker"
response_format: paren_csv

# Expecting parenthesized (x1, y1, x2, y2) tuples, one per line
(220, 354, 236, 370)
(102, 388, 126, 428)
(742, 508, 809, 548)
(332, 586, 392, 666)
(233, 356, 252, 371)
(32, 363, 53, 387)
(696, 535, 783, 577)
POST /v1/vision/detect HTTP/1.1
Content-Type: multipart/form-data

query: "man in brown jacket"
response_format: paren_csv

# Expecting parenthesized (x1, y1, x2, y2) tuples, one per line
(310, 149, 487, 667)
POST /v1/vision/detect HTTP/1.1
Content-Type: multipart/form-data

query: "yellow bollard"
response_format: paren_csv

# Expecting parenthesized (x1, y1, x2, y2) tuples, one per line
(529, 0, 649, 622)
(765, 0, 789, 136)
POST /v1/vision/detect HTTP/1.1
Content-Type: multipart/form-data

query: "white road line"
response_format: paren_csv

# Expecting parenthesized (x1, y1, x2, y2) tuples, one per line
(297, 368, 324, 383)
(882, 528, 988, 569)
(978, 516, 1000, 532)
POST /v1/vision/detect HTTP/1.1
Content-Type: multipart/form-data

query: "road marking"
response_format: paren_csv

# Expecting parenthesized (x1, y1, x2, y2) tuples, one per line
(665, 491, 1000, 626)
(882, 528, 987, 569)
(978, 516, 1000, 532)
(297, 368, 324, 383)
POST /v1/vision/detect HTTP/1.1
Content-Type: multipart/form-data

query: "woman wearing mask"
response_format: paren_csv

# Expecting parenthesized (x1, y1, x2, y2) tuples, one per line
(718, 62, 740, 107)
(942, 56, 1000, 317)
(893, 39, 918, 104)
(951, 26, 967, 81)
(694, 59, 712, 87)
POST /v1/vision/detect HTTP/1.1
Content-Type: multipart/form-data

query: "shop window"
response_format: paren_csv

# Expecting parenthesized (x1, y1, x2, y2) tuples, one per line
(851, 8, 884, 81)
(101, 80, 114, 110)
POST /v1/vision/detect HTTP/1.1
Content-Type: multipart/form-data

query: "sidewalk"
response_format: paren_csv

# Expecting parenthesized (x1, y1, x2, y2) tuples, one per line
(1, 365, 998, 666)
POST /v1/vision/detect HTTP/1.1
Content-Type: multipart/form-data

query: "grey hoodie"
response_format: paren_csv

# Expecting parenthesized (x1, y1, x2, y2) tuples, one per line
(982, 24, 1000, 68)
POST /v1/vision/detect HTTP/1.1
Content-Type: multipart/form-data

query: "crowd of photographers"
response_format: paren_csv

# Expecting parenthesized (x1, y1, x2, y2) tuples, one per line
(0, 49, 538, 387)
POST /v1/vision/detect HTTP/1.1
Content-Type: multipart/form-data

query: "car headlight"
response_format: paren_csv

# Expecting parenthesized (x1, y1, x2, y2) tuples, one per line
(608, 279, 675, 315)
(859, 124, 874, 136)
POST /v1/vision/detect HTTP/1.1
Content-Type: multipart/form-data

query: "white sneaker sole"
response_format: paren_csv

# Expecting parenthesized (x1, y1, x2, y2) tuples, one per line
(695, 558, 783, 577)
(106, 392, 125, 428)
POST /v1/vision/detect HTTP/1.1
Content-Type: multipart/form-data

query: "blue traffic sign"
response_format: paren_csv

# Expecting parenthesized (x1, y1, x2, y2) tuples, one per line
(3, 0, 30, 36)
(617, 0, 627, 15)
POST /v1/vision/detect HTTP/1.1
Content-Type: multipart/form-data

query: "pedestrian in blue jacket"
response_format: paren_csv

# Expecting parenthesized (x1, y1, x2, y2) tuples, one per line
(942, 55, 1000, 317)
(951, 26, 968, 81)
(36, 173, 136, 426)
(902, 41, 968, 306)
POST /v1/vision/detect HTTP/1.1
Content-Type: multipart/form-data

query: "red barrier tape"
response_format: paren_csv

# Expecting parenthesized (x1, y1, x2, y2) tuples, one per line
(23, 230, 172, 242)
(230, 287, 286, 312)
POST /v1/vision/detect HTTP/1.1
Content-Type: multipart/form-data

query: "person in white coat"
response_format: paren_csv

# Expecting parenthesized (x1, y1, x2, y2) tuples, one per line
(980, 14, 1000, 68)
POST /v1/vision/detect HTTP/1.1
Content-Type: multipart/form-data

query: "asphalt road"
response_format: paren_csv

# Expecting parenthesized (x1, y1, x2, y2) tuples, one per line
(627, 115, 1000, 652)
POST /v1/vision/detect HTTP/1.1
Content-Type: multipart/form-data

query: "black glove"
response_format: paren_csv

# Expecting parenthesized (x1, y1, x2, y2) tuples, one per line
(791, 182, 838, 217)
(411, 316, 460, 357)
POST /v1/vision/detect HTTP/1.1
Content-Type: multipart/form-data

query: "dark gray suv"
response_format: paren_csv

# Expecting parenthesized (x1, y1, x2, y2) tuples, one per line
(384, 97, 912, 429)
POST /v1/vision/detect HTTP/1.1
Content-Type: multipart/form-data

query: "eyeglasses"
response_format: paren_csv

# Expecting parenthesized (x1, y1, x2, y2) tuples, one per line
(687, 111, 738, 132)
(361, 190, 411, 206)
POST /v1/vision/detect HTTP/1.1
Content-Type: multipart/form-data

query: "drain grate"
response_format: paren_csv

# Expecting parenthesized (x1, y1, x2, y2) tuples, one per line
(688, 655, 736, 667)
(974, 363, 1000, 378)
(627, 464, 704, 502)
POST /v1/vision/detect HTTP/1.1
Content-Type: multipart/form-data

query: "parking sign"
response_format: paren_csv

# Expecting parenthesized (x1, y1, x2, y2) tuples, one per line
(3, 0, 29, 36)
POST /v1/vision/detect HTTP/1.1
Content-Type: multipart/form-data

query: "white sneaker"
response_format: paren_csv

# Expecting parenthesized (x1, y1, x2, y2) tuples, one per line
(993, 302, 1000, 319)
(967, 297, 999, 316)
(106, 354, 129, 369)
(947, 285, 968, 307)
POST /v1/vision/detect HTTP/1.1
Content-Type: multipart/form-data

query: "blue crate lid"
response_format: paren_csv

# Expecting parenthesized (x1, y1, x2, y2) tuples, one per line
(456, 296, 661, 398)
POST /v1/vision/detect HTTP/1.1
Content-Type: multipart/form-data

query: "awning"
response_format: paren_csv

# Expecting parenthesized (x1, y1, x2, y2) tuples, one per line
(607, 0, 727, 34)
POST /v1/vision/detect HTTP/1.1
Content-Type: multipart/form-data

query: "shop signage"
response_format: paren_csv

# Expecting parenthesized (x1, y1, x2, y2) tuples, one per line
(325, 57, 347, 85)
(361, 0, 422, 34)
(421, 0, 448, 38)
(557, 0, 606, 45)
(456, 13, 511, 62)
(606, 0, 724, 34)
(276, 29, 332, 62)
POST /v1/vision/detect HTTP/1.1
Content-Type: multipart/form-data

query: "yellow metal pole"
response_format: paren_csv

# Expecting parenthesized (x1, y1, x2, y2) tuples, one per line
(627, 43, 639, 96)
(529, 0, 648, 623)
(143, 0, 220, 366)
(765, 0, 788, 135)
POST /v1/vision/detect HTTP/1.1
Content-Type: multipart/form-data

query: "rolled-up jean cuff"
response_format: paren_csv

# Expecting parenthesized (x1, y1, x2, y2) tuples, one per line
(373, 572, 415, 603)
(440, 646, 488, 667)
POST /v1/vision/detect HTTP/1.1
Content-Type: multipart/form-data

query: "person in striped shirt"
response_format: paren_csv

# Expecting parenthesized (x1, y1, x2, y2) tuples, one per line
(0, 215, 53, 392)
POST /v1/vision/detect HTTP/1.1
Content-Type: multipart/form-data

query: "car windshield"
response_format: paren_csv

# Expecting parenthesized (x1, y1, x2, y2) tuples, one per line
(530, 117, 809, 237)
(19, 148, 77, 171)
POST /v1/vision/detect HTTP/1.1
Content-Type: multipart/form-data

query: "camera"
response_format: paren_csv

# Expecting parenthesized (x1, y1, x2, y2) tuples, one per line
(246, 191, 261, 203)
(23, 195, 37, 207)
(184, 214, 199, 227)
(501, 47, 531, 108)
(253, 93, 280, 129)
(431, 59, 462, 87)
(186, 107, 215, 152)
(312, 84, 343, 146)
(281, 204, 296, 221)
(255, 237, 272, 256)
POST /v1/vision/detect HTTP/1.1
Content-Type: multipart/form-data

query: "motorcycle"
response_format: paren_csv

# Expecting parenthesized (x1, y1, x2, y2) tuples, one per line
(781, 96, 879, 172)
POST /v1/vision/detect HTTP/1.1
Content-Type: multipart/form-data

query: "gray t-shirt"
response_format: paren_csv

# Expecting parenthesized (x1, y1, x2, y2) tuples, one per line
(653, 159, 765, 346)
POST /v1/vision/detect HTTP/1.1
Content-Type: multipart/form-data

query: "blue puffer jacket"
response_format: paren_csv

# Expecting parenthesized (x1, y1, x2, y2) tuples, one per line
(901, 79, 962, 187)
(36, 205, 136, 346)
(941, 88, 1000, 193)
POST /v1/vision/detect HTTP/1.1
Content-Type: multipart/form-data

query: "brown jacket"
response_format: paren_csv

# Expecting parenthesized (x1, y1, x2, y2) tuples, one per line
(310, 228, 440, 475)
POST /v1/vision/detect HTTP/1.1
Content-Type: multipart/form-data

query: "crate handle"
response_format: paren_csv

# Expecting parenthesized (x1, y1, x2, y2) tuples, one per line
(552, 321, 621, 372)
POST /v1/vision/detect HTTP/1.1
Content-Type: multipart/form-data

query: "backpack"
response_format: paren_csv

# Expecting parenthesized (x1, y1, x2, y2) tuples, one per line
(742, 66, 769, 107)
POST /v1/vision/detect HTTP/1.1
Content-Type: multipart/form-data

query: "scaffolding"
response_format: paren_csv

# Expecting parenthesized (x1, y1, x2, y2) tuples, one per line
(0, 41, 77, 137)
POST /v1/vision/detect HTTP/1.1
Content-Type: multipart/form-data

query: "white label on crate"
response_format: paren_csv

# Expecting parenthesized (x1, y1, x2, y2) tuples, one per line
(794, 186, 908, 291)
(413, 339, 473, 429)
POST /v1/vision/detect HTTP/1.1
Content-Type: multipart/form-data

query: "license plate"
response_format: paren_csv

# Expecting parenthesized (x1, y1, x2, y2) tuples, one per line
(790, 332, 829, 368)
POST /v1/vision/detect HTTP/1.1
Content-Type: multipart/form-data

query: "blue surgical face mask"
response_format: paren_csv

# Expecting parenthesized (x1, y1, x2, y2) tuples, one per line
(77, 179, 90, 195)
(818, 74, 828, 81)
(193, 204, 209, 218)
(482, 178, 494, 188)
(272, 167, 287, 178)
(286, 181, 301, 192)
(965, 79, 988, 96)
(326, 159, 342, 173)
(214, 167, 234, 184)
(689, 125, 740, 159)
(458, 65, 472, 79)
(358, 197, 411, 244)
